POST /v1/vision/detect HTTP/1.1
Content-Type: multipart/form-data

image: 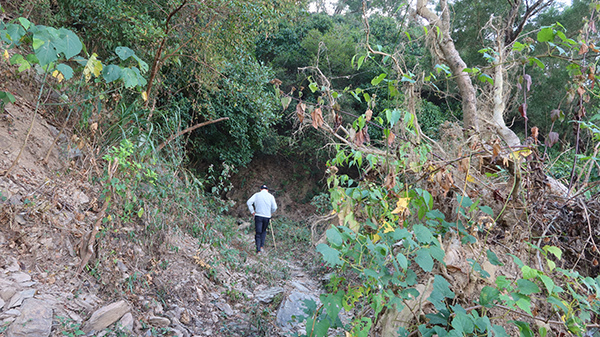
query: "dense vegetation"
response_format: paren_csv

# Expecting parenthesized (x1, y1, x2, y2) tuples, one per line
(2, 0, 600, 336)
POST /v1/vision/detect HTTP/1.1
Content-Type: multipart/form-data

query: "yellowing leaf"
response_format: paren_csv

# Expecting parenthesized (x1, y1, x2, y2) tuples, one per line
(52, 70, 64, 83)
(83, 53, 103, 82)
(391, 198, 410, 215)
(466, 174, 475, 183)
(373, 234, 381, 242)
(141, 91, 148, 101)
(382, 221, 394, 233)
(3, 50, 8, 60)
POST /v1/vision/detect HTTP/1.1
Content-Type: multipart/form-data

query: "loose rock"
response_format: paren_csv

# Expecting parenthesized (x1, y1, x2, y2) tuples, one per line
(6, 298, 52, 337)
(118, 312, 134, 332)
(256, 286, 284, 303)
(148, 315, 171, 327)
(82, 300, 130, 333)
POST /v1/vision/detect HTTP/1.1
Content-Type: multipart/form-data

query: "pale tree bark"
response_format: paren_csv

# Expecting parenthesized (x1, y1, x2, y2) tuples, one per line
(416, 0, 480, 132)
(492, 29, 522, 147)
(416, 0, 568, 196)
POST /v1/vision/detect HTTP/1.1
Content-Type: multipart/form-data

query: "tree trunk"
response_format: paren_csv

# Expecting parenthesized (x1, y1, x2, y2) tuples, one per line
(492, 35, 521, 147)
(416, 0, 480, 132)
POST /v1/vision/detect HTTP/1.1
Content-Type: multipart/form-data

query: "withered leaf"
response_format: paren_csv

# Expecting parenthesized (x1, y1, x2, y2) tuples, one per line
(281, 96, 292, 110)
(296, 103, 305, 123)
(311, 107, 324, 129)
(334, 113, 343, 130)
(354, 128, 366, 146)
(577, 86, 585, 96)
(579, 43, 589, 55)
(519, 103, 528, 120)
(492, 143, 502, 162)
(386, 132, 396, 146)
(383, 172, 396, 190)
(531, 126, 539, 142)
(364, 125, 370, 144)
(458, 158, 469, 172)
(550, 109, 561, 122)
(546, 131, 559, 148)
(365, 109, 373, 122)
(524, 74, 532, 92)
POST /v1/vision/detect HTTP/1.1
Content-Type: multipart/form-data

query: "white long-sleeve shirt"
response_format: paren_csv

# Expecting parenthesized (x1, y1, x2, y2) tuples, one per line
(247, 190, 277, 218)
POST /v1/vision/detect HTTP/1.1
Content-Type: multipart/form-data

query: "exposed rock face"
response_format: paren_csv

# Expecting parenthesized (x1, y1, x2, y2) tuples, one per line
(256, 286, 284, 303)
(6, 298, 53, 337)
(276, 291, 319, 332)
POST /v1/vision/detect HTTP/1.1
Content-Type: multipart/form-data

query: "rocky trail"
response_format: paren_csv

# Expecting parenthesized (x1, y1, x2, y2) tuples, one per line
(0, 237, 328, 337)
(0, 101, 331, 336)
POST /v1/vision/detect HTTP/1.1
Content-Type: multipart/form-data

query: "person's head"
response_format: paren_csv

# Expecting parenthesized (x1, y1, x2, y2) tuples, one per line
(260, 184, 268, 191)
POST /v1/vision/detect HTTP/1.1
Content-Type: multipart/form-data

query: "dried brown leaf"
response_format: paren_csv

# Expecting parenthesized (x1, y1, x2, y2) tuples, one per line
(531, 126, 539, 143)
(311, 107, 324, 129)
(334, 113, 343, 130)
(519, 103, 528, 120)
(550, 109, 561, 122)
(296, 103, 305, 123)
(579, 43, 589, 55)
(524, 74, 532, 92)
(546, 131, 559, 148)
(354, 128, 366, 146)
(383, 172, 396, 190)
(365, 109, 373, 122)
(386, 132, 396, 146)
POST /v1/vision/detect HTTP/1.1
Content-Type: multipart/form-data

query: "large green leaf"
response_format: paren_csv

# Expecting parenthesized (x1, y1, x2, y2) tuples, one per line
(33, 28, 58, 66)
(512, 321, 534, 337)
(120, 67, 145, 88)
(486, 249, 503, 266)
(451, 312, 474, 335)
(55, 64, 73, 80)
(516, 279, 540, 295)
(415, 249, 433, 272)
(326, 227, 343, 246)
(428, 274, 455, 310)
(115, 46, 135, 60)
(103, 65, 122, 83)
(58, 28, 82, 60)
(479, 286, 499, 308)
(0, 91, 16, 104)
(396, 252, 408, 270)
(132, 54, 149, 73)
(2, 23, 26, 45)
(413, 224, 433, 244)
(537, 27, 555, 42)
(316, 243, 342, 267)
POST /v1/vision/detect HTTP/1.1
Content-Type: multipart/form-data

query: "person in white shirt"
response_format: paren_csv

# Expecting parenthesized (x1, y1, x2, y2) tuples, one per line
(247, 184, 277, 254)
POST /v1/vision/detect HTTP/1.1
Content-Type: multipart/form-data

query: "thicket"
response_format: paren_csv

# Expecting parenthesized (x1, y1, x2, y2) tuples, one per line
(3, 0, 600, 336)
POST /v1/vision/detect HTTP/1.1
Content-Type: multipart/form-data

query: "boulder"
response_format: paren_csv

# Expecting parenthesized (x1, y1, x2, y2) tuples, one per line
(6, 298, 52, 337)
(276, 291, 319, 331)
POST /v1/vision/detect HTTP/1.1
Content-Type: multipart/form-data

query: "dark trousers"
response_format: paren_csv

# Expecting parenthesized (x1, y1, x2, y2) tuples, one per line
(254, 215, 270, 252)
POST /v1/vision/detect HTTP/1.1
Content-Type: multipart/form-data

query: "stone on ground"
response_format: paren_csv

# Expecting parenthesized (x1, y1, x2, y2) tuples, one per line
(6, 298, 52, 337)
(82, 300, 130, 333)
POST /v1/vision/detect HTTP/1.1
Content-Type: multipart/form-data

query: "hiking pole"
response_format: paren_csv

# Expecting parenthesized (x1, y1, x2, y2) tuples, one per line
(270, 218, 277, 250)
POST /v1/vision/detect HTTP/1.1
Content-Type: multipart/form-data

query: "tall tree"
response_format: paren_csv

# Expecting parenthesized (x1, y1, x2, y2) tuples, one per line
(416, 0, 555, 146)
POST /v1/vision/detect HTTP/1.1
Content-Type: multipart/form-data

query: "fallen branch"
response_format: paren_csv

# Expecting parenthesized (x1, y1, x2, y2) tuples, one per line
(76, 196, 109, 274)
(157, 117, 229, 151)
